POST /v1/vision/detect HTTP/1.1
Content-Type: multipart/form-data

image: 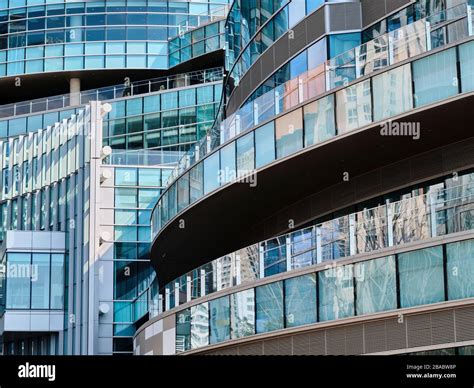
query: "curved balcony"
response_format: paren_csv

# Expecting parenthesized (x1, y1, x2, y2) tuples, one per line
(150, 5, 474, 286)
(137, 227, 474, 354)
(168, 20, 226, 68)
(156, 178, 474, 314)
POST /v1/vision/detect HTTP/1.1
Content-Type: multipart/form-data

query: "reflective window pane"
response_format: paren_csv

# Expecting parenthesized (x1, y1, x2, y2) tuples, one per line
(203, 152, 220, 195)
(256, 281, 284, 333)
(304, 94, 336, 147)
(255, 122, 275, 168)
(318, 264, 354, 321)
(285, 274, 317, 327)
(176, 309, 191, 353)
(230, 289, 255, 339)
(236, 132, 255, 178)
(373, 64, 413, 121)
(413, 48, 458, 107)
(209, 296, 230, 344)
(336, 80, 372, 133)
(275, 108, 303, 158)
(191, 302, 209, 349)
(447, 239, 474, 300)
(355, 256, 397, 315)
(6, 253, 31, 309)
(31, 253, 50, 309)
(398, 246, 445, 308)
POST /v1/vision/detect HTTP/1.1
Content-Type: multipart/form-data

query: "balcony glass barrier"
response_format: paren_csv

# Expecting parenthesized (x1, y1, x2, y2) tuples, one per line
(0, 67, 224, 119)
(161, 2, 471, 192)
(151, 9, 474, 242)
(151, 178, 474, 317)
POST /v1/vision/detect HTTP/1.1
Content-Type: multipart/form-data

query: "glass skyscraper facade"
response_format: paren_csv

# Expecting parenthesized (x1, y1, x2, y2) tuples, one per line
(1, 0, 474, 358)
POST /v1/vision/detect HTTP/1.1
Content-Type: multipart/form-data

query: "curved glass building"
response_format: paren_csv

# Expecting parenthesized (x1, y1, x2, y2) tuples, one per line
(1, 0, 474, 358)
(0, 0, 230, 355)
(134, 0, 474, 356)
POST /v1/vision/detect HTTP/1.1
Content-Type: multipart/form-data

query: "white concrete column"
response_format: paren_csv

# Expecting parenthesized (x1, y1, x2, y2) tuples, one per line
(70, 78, 81, 106)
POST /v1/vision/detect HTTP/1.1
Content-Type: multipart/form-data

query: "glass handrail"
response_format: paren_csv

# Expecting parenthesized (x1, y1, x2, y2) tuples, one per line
(176, 5, 230, 34)
(0, 67, 224, 119)
(164, 2, 471, 188)
(150, 2, 474, 241)
(157, 181, 474, 314)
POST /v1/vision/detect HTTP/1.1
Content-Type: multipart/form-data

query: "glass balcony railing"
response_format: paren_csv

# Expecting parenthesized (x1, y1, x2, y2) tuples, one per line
(153, 180, 474, 315)
(0, 67, 224, 119)
(150, 1, 474, 242)
(103, 150, 185, 167)
(165, 1, 472, 187)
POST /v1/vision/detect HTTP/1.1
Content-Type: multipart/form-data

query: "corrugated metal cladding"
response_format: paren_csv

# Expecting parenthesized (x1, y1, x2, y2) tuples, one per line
(200, 305, 474, 355)
(361, 0, 412, 27)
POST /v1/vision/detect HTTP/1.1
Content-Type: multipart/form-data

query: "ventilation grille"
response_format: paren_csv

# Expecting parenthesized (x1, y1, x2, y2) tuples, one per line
(200, 305, 474, 355)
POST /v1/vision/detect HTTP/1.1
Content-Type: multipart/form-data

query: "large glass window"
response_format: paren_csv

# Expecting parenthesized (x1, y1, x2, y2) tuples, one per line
(373, 64, 413, 121)
(115, 168, 137, 186)
(6, 253, 31, 309)
(413, 48, 458, 107)
(318, 264, 354, 321)
(447, 239, 474, 300)
(191, 303, 209, 349)
(189, 163, 203, 204)
(329, 33, 361, 58)
(336, 80, 372, 133)
(398, 246, 445, 308)
(275, 108, 303, 159)
(177, 172, 190, 212)
(459, 41, 474, 92)
(115, 188, 137, 208)
(230, 289, 255, 339)
(255, 122, 275, 168)
(236, 132, 255, 178)
(209, 296, 230, 344)
(31, 253, 50, 309)
(50, 254, 64, 309)
(256, 281, 284, 333)
(203, 152, 220, 195)
(304, 95, 335, 147)
(176, 309, 191, 353)
(355, 256, 397, 315)
(285, 274, 317, 327)
(219, 142, 236, 185)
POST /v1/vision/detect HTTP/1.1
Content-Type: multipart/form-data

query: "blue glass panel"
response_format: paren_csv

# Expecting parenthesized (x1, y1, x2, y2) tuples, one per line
(285, 274, 317, 327)
(398, 246, 445, 308)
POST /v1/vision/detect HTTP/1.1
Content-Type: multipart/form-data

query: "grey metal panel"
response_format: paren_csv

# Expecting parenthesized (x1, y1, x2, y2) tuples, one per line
(386, 0, 413, 15)
(261, 47, 275, 79)
(364, 320, 388, 353)
(305, 5, 326, 41)
(455, 306, 474, 342)
(288, 21, 307, 58)
(308, 330, 326, 355)
(238, 342, 264, 355)
(407, 314, 432, 348)
(250, 57, 263, 90)
(273, 35, 290, 72)
(326, 326, 346, 355)
(345, 324, 364, 354)
(430, 310, 455, 345)
(385, 318, 407, 350)
(263, 336, 292, 355)
(328, 2, 362, 31)
(361, 0, 387, 27)
(292, 332, 312, 355)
